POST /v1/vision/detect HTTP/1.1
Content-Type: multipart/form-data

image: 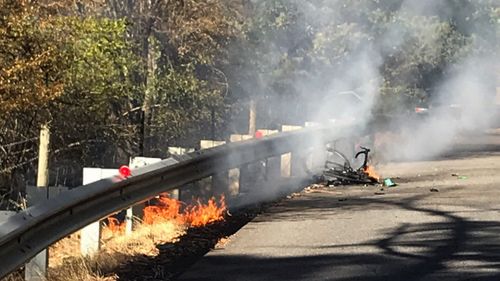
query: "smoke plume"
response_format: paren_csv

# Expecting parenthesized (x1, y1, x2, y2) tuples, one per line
(232, 0, 498, 163)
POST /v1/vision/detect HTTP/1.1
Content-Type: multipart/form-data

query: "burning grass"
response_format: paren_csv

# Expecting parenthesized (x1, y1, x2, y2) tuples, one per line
(2, 195, 226, 281)
(142, 195, 226, 227)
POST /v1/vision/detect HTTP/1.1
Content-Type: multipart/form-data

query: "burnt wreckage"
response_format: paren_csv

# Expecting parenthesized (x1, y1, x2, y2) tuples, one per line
(321, 144, 379, 185)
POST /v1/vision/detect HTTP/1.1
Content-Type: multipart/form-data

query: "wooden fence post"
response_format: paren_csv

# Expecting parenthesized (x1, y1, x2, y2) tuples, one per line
(249, 99, 257, 135)
(25, 125, 50, 281)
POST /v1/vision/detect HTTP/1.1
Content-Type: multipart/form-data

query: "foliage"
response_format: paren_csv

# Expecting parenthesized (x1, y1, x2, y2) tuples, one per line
(0, 4, 141, 195)
(0, 0, 68, 113)
(225, 0, 499, 122)
(49, 17, 141, 169)
(0, 0, 498, 202)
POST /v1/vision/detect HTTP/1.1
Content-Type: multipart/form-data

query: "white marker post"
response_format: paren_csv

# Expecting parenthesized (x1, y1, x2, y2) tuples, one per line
(281, 125, 303, 178)
(200, 140, 227, 197)
(304, 122, 324, 173)
(229, 135, 253, 196)
(167, 147, 194, 200)
(255, 129, 280, 183)
(80, 168, 118, 256)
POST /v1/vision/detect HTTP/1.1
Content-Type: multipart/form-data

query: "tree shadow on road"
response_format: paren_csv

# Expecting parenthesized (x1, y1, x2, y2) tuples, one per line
(178, 194, 500, 281)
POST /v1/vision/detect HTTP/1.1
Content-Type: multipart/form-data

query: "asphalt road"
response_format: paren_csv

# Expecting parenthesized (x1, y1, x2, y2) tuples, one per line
(178, 130, 500, 281)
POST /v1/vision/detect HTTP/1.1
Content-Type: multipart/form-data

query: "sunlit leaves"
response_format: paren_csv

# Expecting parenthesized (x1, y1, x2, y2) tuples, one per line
(0, 1, 69, 113)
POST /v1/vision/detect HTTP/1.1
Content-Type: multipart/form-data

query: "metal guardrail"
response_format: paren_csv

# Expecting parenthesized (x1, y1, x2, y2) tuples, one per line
(0, 124, 356, 278)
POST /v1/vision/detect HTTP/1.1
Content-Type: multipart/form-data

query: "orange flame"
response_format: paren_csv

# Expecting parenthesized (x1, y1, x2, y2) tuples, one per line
(184, 196, 226, 227)
(364, 165, 380, 182)
(143, 195, 184, 225)
(104, 194, 227, 234)
(106, 217, 125, 234)
(143, 194, 226, 227)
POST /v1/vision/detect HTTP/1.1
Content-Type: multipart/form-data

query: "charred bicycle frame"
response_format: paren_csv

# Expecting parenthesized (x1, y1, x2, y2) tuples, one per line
(322, 144, 379, 185)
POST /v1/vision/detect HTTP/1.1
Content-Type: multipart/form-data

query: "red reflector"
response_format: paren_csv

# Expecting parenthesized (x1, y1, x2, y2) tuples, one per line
(255, 130, 264, 139)
(119, 165, 131, 178)
(415, 107, 428, 113)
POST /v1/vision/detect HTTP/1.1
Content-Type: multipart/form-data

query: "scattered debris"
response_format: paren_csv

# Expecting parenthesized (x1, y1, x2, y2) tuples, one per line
(286, 192, 302, 199)
(452, 173, 468, 180)
(304, 185, 324, 193)
(309, 189, 343, 195)
(430, 188, 439, 192)
(304, 185, 343, 195)
(215, 237, 231, 249)
(383, 178, 397, 187)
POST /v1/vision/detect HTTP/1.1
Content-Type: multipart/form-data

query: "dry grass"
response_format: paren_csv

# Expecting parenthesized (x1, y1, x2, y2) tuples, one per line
(102, 220, 185, 257)
(2, 219, 186, 281)
(1, 271, 23, 281)
(47, 256, 117, 281)
(49, 232, 82, 268)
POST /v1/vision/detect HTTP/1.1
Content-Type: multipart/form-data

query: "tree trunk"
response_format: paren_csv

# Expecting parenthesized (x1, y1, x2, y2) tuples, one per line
(248, 98, 256, 135)
(141, 34, 157, 156)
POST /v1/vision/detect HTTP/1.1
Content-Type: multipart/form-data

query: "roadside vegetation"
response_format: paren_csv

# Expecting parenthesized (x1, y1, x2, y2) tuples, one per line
(0, 0, 498, 205)
(3, 194, 226, 281)
(0, 0, 498, 278)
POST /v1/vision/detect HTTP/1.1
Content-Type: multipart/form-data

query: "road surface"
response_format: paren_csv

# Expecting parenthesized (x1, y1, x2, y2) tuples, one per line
(178, 130, 500, 281)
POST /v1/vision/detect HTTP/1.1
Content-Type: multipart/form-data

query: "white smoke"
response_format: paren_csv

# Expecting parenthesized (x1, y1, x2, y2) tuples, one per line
(392, 54, 498, 160)
(308, 0, 498, 161)
(232, 0, 498, 165)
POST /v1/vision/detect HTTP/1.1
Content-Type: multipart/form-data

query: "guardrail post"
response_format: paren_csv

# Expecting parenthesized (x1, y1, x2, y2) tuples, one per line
(80, 168, 117, 256)
(24, 185, 68, 281)
(81, 168, 102, 257)
(256, 130, 280, 183)
(25, 125, 50, 281)
(304, 122, 325, 173)
(128, 157, 161, 234)
(229, 135, 252, 196)
(281, 125, 303, 178)
(167, 147, 193, 200)
(200, 140, 227, 197)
